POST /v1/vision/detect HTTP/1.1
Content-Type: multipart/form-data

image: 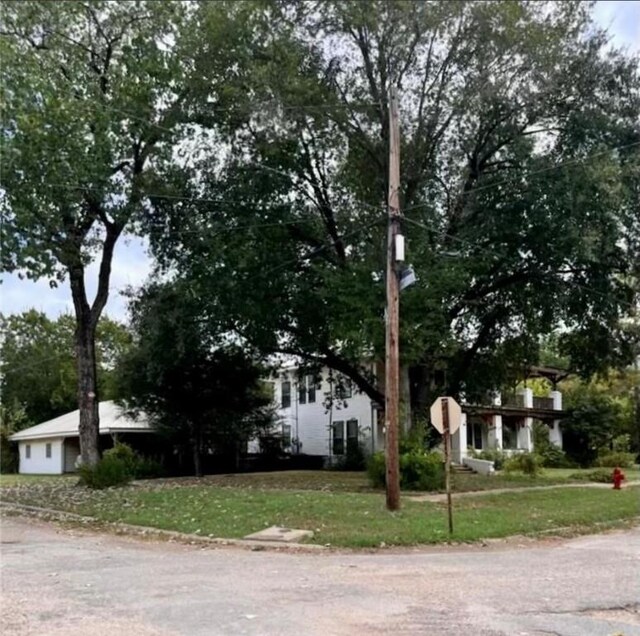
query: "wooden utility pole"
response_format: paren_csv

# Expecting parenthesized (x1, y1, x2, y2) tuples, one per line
(441, 398, 453, 534)
(385, 85, 401, 511)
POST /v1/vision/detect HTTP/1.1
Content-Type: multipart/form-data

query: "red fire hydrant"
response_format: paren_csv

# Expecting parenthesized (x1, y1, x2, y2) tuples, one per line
(612, 467, 625, 490)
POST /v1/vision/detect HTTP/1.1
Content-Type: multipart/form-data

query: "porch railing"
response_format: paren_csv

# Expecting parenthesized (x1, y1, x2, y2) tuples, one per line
(502, 393, 525, 407)
(532, 396, 555, 410)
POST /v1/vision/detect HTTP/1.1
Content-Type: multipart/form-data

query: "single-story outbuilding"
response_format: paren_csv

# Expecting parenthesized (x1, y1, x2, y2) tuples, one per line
(9, 401, 151, 475)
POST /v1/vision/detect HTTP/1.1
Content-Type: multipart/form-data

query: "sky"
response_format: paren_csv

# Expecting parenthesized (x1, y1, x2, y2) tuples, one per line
(2, 0, 639, 324)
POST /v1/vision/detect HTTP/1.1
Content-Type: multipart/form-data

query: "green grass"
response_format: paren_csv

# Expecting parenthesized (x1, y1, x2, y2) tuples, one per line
(0, 474, 76, 488)
(2, 475, 638, 547)
(138, 467, 640, 494)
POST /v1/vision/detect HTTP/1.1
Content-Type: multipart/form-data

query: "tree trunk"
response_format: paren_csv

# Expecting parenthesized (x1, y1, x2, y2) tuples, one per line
(76, 321, 101, 467)
(192, 425, 202, 477)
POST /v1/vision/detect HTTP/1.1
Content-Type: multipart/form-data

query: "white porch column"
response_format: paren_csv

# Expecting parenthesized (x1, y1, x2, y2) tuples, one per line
(549, 390, 563, 448)
(451, 412, 468, 463)
(517, 388, 533, 451)
(487, 392, 503, 449)
(488, 415, 503, 449)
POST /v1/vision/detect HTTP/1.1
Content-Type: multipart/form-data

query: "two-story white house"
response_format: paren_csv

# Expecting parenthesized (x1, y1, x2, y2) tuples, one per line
(272, 362, 381, 462)
(269, 363, 568, 466)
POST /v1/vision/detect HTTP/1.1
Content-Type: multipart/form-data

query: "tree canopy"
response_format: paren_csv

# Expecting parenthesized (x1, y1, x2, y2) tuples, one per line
(0, 311, 130, 425)
(144, 1, 640, 416)
(115, 282, 276, 476)
(3, 1, 639, 444)
(0, 0, 255, 463)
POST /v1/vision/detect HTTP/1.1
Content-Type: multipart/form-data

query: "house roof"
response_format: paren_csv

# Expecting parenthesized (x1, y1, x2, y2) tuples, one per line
(9, 401, 150, 442)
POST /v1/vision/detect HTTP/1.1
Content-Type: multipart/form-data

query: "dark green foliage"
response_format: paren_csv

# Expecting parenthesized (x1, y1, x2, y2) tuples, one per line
(596, 452, 636, 468)
(144, 1, 640, 421)
(0, 312, 131, 425)
(468, 448, 510, 471)
(0, 401, 30, 474)
(132, 457, 165, 480)
(532, 422, 574, 468)
(78, 455, 132, 489)
(367, 450, 444, 491)
(115, 282, 276, 476)
(78, 442, 164, 487)
(569, 469, 614, 484)
(503, 452, 542, 476)
(333, 443, 366, 471)
(562, 383, 629, 466)
(0, 434, 19, 474)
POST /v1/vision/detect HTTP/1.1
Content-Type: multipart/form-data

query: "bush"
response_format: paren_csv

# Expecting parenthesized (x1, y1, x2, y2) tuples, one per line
(612, 434, 631, 453)
(133, 456, 165, 479)
(595, 452, 636, 468)
(367, 450, 444, 491)
(367, 451, 387, 488)
(78, 455, 132, 489)
(503, 452, 542, 476)
(104, 442, 138, 472)
(333, 442, 366, 471)
(79, 442, 164, 487)
(569, 469, 612, 483)
(532, 422, 574, 468)
(475, 449, 509, 470)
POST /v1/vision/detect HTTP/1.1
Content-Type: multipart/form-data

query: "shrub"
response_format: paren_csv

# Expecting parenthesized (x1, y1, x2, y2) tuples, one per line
(367, 451, 386, 488)
(78, 442, 164, 487)
(595, 452, 636, 468)
(104, 442, 138, 472)
(333, 442, 366, 471)
(569, 469, 612, 483)
(612, 434, 631, 453)
(532, 422, 574, 468)
(367, 450, 444, 491)
(133, 456, 165, 479)
(503, 452, 542, 476)
(475, 449, 509, 470)
(78, 455, 132, 489)
(537, 444, 574, 468)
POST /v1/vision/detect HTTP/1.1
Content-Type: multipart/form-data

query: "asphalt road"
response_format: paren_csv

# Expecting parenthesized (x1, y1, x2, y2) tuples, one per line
(1, 517, 639, 636)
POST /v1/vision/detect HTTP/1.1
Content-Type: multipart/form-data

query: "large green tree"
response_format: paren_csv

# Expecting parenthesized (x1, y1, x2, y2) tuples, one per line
(0, 1, 251, 464)
(0, 310, 131, 425)
(115, 282, 276, 477)
(146, 1, 640, 417)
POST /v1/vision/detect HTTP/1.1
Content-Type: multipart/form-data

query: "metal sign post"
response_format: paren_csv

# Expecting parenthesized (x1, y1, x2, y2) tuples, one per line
(441, 398, 453, 534)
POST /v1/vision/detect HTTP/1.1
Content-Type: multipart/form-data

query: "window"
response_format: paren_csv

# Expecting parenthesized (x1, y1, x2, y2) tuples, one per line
(46, 443, 52, 458)
(281, 380, 291, 409)
(306, 375, 318, 403)
(346, 419, 359, 452)
(26, 444, 31, 459)
(332, 421, 345, 455)
(298, 375, 318, 405)
(282, 424, 292, 449)
(468, 421, 483, 450)
(335, 376, 352, 399)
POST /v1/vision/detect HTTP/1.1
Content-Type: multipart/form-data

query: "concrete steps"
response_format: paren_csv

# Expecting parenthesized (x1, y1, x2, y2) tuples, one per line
(451, 464, 475, 474)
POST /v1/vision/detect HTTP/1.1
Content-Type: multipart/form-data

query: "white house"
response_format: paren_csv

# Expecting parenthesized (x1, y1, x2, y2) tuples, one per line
(270, 363, 381, 462)
(9, 401, 151, 475)
(269, 363, 567, 465)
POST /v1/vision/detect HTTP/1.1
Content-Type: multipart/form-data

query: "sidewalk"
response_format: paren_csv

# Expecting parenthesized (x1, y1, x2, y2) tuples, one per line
(407, 480, 640, 503)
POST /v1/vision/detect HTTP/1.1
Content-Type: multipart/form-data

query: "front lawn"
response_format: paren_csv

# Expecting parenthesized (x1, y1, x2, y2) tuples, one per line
(137, 467, 640, 494)
(2, 477, 637, 547)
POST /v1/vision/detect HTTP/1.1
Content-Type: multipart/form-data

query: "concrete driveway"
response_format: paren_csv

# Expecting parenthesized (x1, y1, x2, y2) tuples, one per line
(1, 517, 639, 636)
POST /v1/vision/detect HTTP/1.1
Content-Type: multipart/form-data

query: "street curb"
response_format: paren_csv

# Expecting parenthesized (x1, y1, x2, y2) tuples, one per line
(0, 502, 326, 553)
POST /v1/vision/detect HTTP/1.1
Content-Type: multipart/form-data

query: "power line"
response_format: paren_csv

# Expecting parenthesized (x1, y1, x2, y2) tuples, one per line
(403, 216, 639, 312)
(403, 140, 640, 214)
